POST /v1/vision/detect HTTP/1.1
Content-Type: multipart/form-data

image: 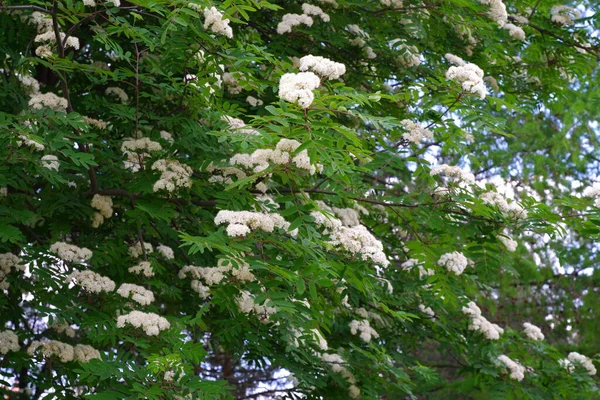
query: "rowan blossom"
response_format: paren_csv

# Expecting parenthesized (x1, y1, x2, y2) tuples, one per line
(278, 72, 321, 108)
(229, 138, 320, 174)
(419, 304, 435, 317)
(503, 23, 526, 40)
(298, 55, 346, 80)
(29, 93, 68, 112)
(523, 322, 544, 340)
(203, 7, 233, 38)
(214, 210, 297, 237)
(496, 355, 526, 381)
(430, 164, 475, 184)
(438, 252, 470, 275)
(67, 270, 116, 293)
(560, 352, 597, 375)
(151, 159, 193, 192)
(0, 330, 20, 354)
(551, 5, 581, 26)
(116, 311, 170, 336)
(51, 321, 77, 338)
(28, 340, 74, 362)
(277, 14, 314, 34)
(105, 87, 129, 104)
(157, 245, 174, 259)
(246, 96, 263, 107)
(301, 4, 330, 22)
(50, 242, 93, 262)
(221, 116, 260, 135)
(480, 191, 528, 219)
(401, 119, 433, 143)
(117, 283, 155, 305)
(73, 344, 101, 362)
(349, 319, 379, 342)
(445, 62, 487, 99)
(128, 261, 154, 277)
(128, 242, 153, 258)
(0, 253, 25, 290)
(462, 301, 504, 340)
(321, 353, 359, 398)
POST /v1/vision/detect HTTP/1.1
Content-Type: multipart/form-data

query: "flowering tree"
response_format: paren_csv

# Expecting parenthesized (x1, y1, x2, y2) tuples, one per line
(0, 0, 599, 398)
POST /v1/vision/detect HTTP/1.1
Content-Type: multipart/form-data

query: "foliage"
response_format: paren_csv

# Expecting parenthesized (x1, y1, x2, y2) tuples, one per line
(0, 0, 599, 398)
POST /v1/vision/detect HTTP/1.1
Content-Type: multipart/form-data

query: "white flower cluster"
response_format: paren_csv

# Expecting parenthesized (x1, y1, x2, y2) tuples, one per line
(68, 270, 116, 293)
(157, 244, 174, 259)
(151, 159, 193, 192)
(160, 130, 174, 144)
(121, 137, 162, 172)
(419, 304, 435, 317)
(117, 283, 155, 305)
(381, 0, 402, 6)
(582, 183, 600, 208)
(223, 72, 244, 94)
(349, 319, 379, 343)
(179, 259, 254, 298)
(28, 93, 68, 112)
(237, 290, 276, 320)
(496, 355, 526, 381)
(41, 155, 60, 171)
(51, 321, 77, 338)
(128, 261, 154, 277)
(561, 352, 597, 375)
(0, 187, 6, 197)
(391, 39, 421, 68)
(28, 340, 100, 363)
(230, 138, 321, 174)
(314, 200, 366, 227)
(91, 194, 113, 228)
(279, 72, 321, 108)
(478, 0, 507, 26)
(17, 74, 40, 94)
(347, 24, 377, 59)
(207, 163, 248, 186)
(312, 211, 389, 267)
(221, 116, 260, 136)
(480, 191, 528, 219)
(523, 322, 544, 341)
(246, 96, 263, 107)
(117, 310, 170, 336)
(321, 353, 360, 399)
(438, 251, 470, 275)
(203, 7, 233, 38)
(401, 258, 434, 278)
(401, 119, 433, 143)
(498, 233, 517, 252)
(446, 62, 487, 99)
(19, 133, 45, 151)
(301, 3, 330, 22)
(462, 301, 504, 340)
(503, 23, 526, 40)
(277, 4, 329, 35)
(50, 242, 93, 262)
(0, 330, 20, 354)
(215, 210, 297, 237)
(551, 5, 581, 26)
(128, 242, 153, 258)
(298, 55, 346, 80)
(430, 164, 475, 184)
(84, 116, 108, 130)
(105, 87, 129, 104)
(0, 253, 25, 290)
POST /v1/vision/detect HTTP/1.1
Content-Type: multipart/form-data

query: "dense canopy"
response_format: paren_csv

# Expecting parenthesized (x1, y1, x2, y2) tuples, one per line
(0, 0, 599, 398)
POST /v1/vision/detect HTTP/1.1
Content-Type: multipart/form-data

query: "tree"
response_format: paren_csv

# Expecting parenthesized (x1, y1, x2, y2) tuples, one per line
(0, 0, 599, 398)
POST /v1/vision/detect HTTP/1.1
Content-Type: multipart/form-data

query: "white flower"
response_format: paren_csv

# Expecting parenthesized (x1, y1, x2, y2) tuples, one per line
(28, 340, 74, 362)
(105, 87, 129, 104)
(73, 344, 101, 362)
(68, 270, 116, 293)
(160, 130, 174, 143)
(561, 352, 596, 375)
(50, 242, 93, 262)
(277, 13, 314, 34)
(34, 31, 79, 50)
(221, 116, 259, 135)
(498, 234, 517, 252)
(128, 242, 154, 258)
(128, 261, 154, 277)
(246, 96, 263, 107)
(419, 304, 435, 317)
(298, 55, 346, 80)
(117, 283, 155, 305)
(29, 93, 68, 112)
(349, 319, 379, 342)
(157, 245, 174, 259)
(496, 355, 526, 381)
(401, 120, 433, 143)
(0, 330, 20, 354)
(445, 53, 466, 66)
(151, 159, 193, 192)
(51, 321, 77, 338)
(301, 4, 330, 22)
(551, 5, 581, 26)
(203, 7, 233, 38)
(83, 0, 97, 6)
(214, 210, 296, 237)
(116, 310, 170, 336)
(41, 154, 60, 171)
(446, 62, 487, 99)
(278, 72, 321, 108)
(462, 301, 504, 340)
(438, 251, 470, 275)
(91, 194, 113, 219)
(0, 253, 25, 290)
(523, 322, 544, 341)
(503, 23, 526, 40)
(480, 191, 528, 219)
(430, 164, 475, 184)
